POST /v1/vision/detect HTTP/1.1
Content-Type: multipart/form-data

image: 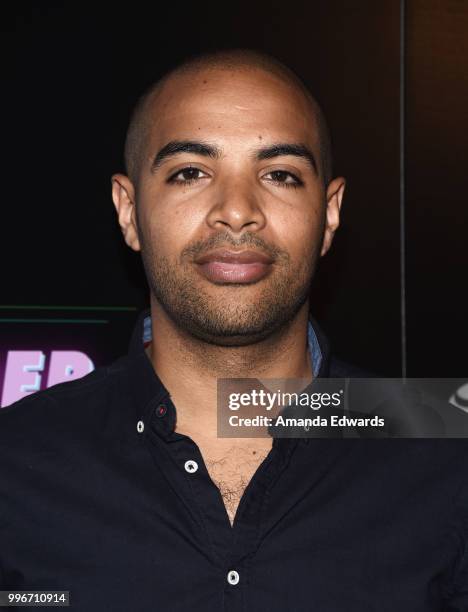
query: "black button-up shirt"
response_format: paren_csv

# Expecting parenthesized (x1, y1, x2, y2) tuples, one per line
(1, 308, 467, 611)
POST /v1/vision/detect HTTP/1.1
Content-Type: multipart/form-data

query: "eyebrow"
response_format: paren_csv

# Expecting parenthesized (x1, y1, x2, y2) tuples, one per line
(255, 143, 318, 174)
(151, 141, 221, 172)
(150, 140, 318, 174)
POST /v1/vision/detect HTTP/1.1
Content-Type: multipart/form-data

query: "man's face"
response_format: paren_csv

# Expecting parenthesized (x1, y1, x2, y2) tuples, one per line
(113, 67, 344, 346)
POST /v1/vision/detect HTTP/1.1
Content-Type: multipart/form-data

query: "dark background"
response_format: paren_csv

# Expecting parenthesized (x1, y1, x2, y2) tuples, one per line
(1, 0, 467, 378)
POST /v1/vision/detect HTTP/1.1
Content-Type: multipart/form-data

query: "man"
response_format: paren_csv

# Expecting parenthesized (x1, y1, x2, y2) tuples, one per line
(1, 49, 467, 611)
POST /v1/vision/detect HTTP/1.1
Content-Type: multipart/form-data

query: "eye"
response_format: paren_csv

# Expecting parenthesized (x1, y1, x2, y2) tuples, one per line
(167, 166, 209, 184)
(263, 170, 303, 188)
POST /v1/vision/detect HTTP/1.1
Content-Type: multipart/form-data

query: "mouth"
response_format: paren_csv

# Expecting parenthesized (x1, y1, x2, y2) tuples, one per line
(194, 249, 274, 284)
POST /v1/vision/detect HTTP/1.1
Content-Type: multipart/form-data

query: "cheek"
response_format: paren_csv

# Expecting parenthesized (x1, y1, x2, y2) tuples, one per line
(274, 204, 324, 262)
(142, 198, 206, 261)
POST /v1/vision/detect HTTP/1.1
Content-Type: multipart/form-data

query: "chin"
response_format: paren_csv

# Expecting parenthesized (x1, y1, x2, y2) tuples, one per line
(180, 311, 288, 347)
(186, 326, 277, 347)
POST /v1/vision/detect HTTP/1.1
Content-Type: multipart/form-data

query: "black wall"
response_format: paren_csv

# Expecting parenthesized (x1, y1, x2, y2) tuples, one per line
(406, 0, 468, 376)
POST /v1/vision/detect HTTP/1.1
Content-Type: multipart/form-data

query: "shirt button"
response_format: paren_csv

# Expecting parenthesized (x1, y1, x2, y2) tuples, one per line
(184, 460, 198, 474)
(227, 570, 240, 585)
(137, 420, 144, 433)
(156, 404, 167, 417)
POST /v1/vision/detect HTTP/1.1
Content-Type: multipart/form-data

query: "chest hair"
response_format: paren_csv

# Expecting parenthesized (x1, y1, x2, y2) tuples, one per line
(204, 445, 271, 525)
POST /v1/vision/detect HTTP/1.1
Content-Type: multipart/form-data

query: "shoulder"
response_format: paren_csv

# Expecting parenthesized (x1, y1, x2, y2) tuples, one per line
(324, 356, 468, 474)
(0, 354, 130, 450)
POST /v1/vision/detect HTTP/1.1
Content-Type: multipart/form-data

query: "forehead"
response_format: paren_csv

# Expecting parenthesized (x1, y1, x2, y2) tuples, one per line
(143, 67, 320, 155)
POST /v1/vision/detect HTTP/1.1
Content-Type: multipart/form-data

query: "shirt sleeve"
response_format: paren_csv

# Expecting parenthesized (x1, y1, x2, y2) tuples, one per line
(447, 561, 468, 610)
(445, 479, 468, 611)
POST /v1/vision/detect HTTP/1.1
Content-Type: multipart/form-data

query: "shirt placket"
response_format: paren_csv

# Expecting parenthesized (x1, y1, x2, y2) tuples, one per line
(142, 393, 300, 611)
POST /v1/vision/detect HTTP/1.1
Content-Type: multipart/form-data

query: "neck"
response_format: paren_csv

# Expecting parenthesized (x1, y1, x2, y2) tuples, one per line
(144, 297, 313, 442)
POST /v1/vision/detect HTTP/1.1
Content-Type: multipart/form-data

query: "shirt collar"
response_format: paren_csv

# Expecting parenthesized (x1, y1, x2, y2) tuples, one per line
(121, 307, 331, 436)
(138, 310, 323, 377)
(129, 307, 328, 371)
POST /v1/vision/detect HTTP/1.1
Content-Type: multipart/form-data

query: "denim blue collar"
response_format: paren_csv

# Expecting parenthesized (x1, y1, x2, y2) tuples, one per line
(142, 315, 323, 377)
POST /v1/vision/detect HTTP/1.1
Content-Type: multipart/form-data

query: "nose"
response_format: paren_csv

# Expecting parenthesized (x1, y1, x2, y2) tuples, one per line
(205, 175, 267, 234)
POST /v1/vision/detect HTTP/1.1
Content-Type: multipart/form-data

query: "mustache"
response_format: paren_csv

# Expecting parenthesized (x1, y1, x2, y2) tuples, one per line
(181, 232, 290, 264)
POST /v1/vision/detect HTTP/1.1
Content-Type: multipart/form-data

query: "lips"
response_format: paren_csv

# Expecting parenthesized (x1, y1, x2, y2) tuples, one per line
(195, 249, 274, 284)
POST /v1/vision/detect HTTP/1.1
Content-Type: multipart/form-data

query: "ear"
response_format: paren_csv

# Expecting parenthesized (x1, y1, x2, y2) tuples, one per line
(320, 177, 346, 257)
(111, 173, 141, 252)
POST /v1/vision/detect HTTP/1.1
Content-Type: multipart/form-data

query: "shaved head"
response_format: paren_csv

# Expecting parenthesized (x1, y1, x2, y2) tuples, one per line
(124, 49, 333, 186)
